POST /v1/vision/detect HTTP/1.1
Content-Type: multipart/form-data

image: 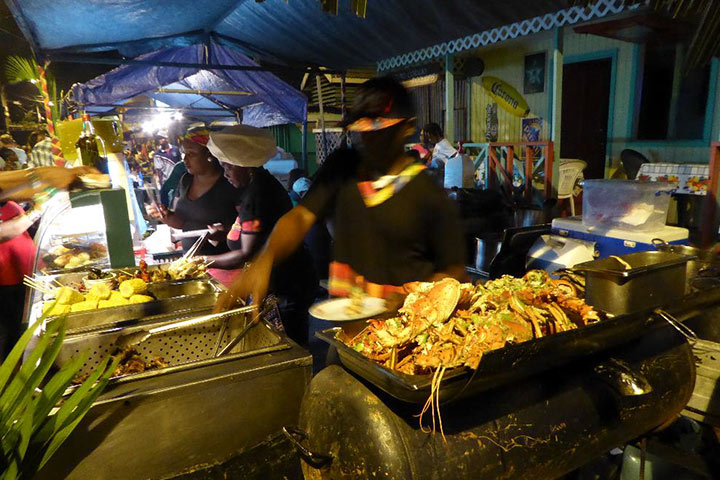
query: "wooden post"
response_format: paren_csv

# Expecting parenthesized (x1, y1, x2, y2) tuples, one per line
(525, 145, 534, 200)
(488, 145, 498, 190)
(545, 141, 554, 201)
(506, 146, 515, 192)
(701, 142, 720, 247)
(445, 53, 455, 143)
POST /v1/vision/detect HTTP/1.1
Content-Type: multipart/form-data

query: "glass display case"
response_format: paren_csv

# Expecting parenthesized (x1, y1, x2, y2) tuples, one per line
(32, 189, 135, 275)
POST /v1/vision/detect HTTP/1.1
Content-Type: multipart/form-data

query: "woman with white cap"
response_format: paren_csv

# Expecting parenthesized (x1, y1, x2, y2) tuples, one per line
(204, 125, 317, 345)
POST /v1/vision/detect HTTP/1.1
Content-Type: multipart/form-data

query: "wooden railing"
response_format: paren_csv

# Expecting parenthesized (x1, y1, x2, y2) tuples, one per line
(486, 141, 554, 201)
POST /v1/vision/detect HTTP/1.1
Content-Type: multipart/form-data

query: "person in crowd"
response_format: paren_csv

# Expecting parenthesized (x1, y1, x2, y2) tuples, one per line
(28, 130, 56, 168)
(201, 125, 317, 344)
(421, 122, 458, 167)
(0, 147, 20, 171)
(0, 134, 27, 167)
(146, 126, 237, 256)
(160, 160, 188, 208)
(155, 133, 181, 164)
(216, 76, 466, 315)
(287, 168, 309, 206)
(0, 199, 40, 358)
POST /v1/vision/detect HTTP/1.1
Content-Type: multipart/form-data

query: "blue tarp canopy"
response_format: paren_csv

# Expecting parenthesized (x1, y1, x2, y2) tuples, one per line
(68, 42, 307, 126)
(8, 0, 565, 69)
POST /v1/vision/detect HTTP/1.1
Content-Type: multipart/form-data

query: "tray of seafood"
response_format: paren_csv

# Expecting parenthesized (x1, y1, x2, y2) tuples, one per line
(317, 271, 718, 403)
(27, 271, 224, 334)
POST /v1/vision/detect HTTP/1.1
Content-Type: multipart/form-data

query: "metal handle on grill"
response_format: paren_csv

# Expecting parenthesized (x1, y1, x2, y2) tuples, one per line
(654, 308, 720, 353)
(593, 358, 653, 397)
(282, 426, 333, 469)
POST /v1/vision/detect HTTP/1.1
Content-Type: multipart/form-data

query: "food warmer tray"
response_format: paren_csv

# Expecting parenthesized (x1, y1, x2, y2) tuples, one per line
(58, 305, 291, 394)
(317, 286, 720, 403)
(34, 279, 223, 334)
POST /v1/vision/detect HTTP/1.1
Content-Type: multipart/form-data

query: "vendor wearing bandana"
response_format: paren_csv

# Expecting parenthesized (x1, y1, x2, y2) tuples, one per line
(146, 126, 237, 256)
(216, 77, 466, 317)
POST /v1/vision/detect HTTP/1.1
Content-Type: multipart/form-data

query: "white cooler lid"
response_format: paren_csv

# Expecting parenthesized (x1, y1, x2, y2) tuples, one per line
(551, 216, 688, 243)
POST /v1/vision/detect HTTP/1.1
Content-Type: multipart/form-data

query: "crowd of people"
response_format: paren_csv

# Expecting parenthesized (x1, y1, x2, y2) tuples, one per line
(0, 129, 62, 171)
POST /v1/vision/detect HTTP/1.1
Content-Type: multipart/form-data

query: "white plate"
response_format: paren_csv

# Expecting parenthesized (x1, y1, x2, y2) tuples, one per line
(309, 297, 387, 322)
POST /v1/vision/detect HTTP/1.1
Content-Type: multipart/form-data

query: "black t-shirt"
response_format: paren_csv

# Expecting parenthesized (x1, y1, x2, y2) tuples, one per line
(227, 168, 293, 250)
(301, 148, 466, 287)
(227, 168, 317, 304)
(173, 173, 238, 255)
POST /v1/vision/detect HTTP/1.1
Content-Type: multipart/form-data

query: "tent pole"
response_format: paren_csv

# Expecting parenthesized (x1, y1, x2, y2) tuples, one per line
(316, 74, 327, 161)
(302, 119, 308, 171)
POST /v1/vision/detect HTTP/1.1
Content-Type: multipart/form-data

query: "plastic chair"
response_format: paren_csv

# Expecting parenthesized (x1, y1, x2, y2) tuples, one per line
(620, 149, 649, 180)
(558, 159, 587, 216)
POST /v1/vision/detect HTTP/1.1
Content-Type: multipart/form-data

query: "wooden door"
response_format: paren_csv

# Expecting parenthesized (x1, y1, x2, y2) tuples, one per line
(561, 59, 611, 179)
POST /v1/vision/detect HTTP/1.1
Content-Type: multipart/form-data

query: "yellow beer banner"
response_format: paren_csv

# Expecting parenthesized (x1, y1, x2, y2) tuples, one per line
(481, 76, 530, 118)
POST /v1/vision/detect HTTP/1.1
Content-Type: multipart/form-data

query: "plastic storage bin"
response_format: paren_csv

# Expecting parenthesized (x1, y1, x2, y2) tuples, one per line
(582, 179, 674, 231)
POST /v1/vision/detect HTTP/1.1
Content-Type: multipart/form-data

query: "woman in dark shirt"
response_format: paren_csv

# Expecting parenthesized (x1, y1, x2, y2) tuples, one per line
(147, 127, 237, 255)
(204, 125, 317, 345)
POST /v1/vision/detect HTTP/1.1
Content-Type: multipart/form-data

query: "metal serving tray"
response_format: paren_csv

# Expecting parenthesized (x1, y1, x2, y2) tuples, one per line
(59, 305, 290, 387)
(317, 287, 720, 404)
(41, 279, 223, 334)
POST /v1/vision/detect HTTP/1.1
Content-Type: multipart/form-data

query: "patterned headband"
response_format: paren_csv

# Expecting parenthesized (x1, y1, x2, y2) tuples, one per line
(183, 128, 211, 146)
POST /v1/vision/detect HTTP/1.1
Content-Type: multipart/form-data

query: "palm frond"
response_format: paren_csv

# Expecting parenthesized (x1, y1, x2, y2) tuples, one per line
(4, 56, 39, 85)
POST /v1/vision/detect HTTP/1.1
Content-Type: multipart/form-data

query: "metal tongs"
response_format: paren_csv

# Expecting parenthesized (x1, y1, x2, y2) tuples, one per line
(654, 308, 720, 353)
(182, 231, 209, 260)
(114, 304, 258, 349)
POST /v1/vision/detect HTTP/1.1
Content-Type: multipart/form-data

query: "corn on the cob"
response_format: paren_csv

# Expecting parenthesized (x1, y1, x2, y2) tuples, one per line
(43, 303, 71, 316)
(70, 300, 99, 312)
(128, 294, 153, 304)
(98, 296, 129, 309)
(86, 283, 112, 301)
(119, 278, 148, 298)
(56, 286, 85, 305)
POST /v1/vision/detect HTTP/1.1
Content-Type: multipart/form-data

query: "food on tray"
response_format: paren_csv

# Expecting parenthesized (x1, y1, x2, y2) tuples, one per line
(112, 347, 168, 377)
(70, 300, 99, 312)
(128, 294, 153, 304)
(341, 271, 602, 439)
(167, 256, 209, 280)
(56, 286, 85, 305)
(115, 259, 208, 284)
(86, 268, 113, 280)
(42, 303, 71, 316)
(41, 279, 154, 315)
(343, 270, 601, 375)
(72, 347, 168, 385)
(42, 242, 108, 272)
(119, 278, 148, 298)
(87, 283, 112, 301)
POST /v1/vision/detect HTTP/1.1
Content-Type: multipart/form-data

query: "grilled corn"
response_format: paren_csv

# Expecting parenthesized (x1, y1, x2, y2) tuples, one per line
(119, 278, 148, 298)
(86, 283, 112, 301)
(128, 294, 153, 304)
(56, 286, 85, 305)
(70, 299, 99, 312)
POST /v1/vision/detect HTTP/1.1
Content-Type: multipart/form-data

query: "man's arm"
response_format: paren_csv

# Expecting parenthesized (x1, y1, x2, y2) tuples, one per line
(0, 211, 38, 242)
(215, 205, 317, 310)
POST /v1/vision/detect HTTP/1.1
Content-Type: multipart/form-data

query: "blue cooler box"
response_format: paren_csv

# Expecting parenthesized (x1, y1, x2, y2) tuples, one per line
(526, 217, 689, 275)
(551, 217, 689, 257)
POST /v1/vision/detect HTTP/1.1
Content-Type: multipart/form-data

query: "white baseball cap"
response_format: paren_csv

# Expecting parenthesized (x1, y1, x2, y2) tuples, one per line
(207, 125, 277, 167)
